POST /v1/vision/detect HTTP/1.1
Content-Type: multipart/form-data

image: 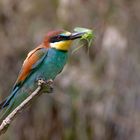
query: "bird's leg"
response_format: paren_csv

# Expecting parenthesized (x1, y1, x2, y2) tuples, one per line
(37, 78, 53, 93)
(42, 79, 53, 93)
(36, 76, 46, 84)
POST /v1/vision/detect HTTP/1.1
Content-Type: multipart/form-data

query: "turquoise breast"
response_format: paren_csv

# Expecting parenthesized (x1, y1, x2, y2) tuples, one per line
(40, 48, 68, 80)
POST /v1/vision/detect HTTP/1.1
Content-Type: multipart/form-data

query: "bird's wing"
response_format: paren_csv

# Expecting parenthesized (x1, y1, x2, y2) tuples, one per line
(1, 45, 48, 108)
(14, 45, 48, 89)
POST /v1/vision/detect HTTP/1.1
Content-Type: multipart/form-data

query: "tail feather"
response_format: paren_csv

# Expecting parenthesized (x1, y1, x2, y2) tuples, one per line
(0, 98, 8, 109)
(0, 86, 19, 110)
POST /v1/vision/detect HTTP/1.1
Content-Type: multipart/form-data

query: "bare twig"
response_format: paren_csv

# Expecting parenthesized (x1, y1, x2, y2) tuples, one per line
(0, 79, 53, 135)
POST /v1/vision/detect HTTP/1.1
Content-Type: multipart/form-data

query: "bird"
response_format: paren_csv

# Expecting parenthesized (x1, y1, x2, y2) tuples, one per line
(0, 29, 85, 122)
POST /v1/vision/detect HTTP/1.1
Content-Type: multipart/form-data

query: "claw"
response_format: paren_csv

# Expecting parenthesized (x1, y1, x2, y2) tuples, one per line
(37, 78, 53, 93)
(46, 79, 53, 85)
(45, 79, 53, 93)
(37, 79, 46, 86)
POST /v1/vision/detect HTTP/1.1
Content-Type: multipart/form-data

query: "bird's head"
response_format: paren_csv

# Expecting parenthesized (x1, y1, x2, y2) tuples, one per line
(44, 30, 85, 51)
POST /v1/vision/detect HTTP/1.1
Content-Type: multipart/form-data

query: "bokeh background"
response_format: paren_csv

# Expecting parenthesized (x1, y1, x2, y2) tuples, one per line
(0, 0, 140, 140)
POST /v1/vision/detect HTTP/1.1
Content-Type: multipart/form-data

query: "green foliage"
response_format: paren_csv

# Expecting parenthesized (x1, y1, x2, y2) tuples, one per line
(72, 27, 95, 53)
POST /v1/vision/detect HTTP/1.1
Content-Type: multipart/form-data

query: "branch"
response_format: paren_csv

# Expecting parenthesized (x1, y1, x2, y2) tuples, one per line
(0, 79, 53, 135)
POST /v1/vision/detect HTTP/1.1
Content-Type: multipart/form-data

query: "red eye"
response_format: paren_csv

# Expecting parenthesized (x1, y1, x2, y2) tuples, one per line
(57, 35, 61, 39)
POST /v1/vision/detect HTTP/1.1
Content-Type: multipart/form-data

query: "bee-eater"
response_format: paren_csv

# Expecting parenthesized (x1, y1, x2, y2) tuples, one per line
(0, 30, 85, 121)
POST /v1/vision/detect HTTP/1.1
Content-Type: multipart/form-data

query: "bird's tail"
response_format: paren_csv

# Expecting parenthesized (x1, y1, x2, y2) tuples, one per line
(0, 86, 19, 110)
(0, 98, 8, 110)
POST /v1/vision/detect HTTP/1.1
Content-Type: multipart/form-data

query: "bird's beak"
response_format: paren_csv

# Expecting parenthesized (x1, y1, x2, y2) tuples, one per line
(70, 32, 86, 40)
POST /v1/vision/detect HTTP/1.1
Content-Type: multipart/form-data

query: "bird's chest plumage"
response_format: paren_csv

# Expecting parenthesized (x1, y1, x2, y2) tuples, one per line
(39, 48, 68, 79)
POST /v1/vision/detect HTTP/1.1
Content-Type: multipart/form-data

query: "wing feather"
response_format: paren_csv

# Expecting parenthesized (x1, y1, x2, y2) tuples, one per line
(1, 45, 48, 108)
(14, 45, 48, 88)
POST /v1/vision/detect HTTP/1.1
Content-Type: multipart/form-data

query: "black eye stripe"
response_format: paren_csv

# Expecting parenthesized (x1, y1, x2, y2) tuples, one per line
(49, 36, 58, 42)
(50, 35, 70, 43)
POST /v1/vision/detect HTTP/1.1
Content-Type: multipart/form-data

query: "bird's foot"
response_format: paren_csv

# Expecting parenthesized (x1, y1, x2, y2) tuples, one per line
(37, 78, 53, 93)
(46, 79, 54, 93)
(36, 77, 46, 85)
(37, 79, 46, 86)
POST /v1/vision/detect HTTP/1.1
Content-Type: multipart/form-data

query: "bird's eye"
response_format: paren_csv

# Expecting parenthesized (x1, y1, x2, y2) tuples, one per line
(57, 35, 61, 39)
(50, 34, 70, 43)
(50, 35, 60, 43)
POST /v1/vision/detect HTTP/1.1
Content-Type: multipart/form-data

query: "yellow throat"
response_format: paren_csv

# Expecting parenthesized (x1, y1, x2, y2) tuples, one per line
(50, 40, 72, 51)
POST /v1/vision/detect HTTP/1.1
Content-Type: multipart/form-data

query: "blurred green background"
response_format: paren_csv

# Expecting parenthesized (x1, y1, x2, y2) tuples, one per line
(0, 0, 140, 140)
